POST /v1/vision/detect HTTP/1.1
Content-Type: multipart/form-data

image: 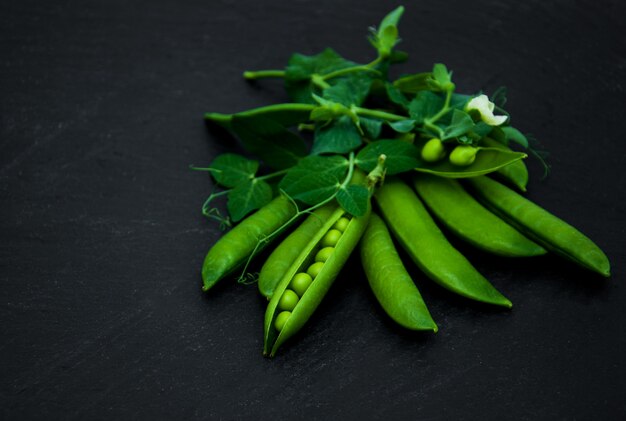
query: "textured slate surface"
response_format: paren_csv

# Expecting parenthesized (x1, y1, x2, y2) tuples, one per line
(1, 0, 625, 419)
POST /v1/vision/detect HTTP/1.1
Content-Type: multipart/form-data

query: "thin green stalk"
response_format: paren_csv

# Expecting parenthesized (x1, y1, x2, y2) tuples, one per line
(354, 107, 407, 122)
(243, 70, 286, 80)
(321, 66, 381, 81)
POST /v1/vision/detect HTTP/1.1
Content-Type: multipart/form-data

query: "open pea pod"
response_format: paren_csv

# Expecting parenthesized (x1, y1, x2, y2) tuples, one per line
(414, 146, 527, 178)
(465, 176, 611, 277)
(480, 137, 529, 191)
(204, 103, 315, 129)
(264, 185, 371, 357)
(258, 203, 337, 299)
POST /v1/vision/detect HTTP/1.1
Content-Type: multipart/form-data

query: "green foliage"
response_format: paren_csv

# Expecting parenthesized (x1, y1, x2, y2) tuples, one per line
(336, 185, 369, 217)
(313, 115, 363, 155)
(232, 116, 307, 170)
(228, 179, 273, 222)
(279, 155, 349, 205)
(356, 140, 421, 175)
(209, 154, 258, 188)
(409, 91, 444, 124)
(323, 74, 372, 107)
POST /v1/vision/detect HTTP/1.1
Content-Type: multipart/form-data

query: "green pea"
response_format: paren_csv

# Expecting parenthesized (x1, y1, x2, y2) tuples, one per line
(202, 196, 297, 292)
(413, 173, 546, 257)
(449, 145, 478, 166)
(258, 204, 336, 299)
(320, 229, 342, 248)
(274, 311, 291, 332)
(315, 247, 335, 263)
(421, 138, 446, 162)
(289, 272, 313, 296)
(466, 176, 611, 277)
(375, 178, 512, 308)
(306, 261, 325, 279)
(332, 217, 351, 232)
(360, 213, 438, 332)
(277, 289, 299, 311)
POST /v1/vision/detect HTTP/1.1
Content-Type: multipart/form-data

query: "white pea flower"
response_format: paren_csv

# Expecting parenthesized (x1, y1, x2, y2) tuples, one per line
(465, 94, 508, 126)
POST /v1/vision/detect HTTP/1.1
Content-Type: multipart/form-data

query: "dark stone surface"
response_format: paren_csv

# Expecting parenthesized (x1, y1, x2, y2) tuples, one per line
(1, 0, 625, 419)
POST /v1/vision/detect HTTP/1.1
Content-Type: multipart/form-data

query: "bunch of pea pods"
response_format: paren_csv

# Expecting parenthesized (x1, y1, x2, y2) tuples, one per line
(199, 6, 610, 357)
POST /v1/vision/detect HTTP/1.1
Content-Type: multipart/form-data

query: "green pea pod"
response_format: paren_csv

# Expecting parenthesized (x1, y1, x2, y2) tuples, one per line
(264, 195, 371, 357)
(258, 203, 337, 299)
(466, 176, 611, 277)
(413, 173, 546, 257)
(360, 212, 438, 332)
(375, 178, 512, 308)
(481, 137, 529, 192)
(201, 195, 297, 292)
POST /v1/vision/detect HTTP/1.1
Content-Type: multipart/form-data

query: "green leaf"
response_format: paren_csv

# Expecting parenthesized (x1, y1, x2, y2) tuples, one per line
(227, 179, 273, 222)
(285, 48, 355, 81)
(279, 155, 349, 205)
(209, 154, 258, 188)
(360, 117, 383, 139)
(336, 185, 369, 217)
(356, 139, 421, 175)
(414, 144, 527, 178)
(313, 115, 362, 155)
(432, 63, 452, 89)
(284, 48, 356, 104)
(388, 119, 415, 133)
(393, 72, 438, 94)
(449, 93, 472, 110)
(408, 91, 444, 124)
(379, 6, 405, 32)
(441, 109, 475, 140)
(232, 116, 307, 170)
(473, 122, 493, 138)
(384, 82, 409, 108)
(323, 74, 371, 106)
(502, 126, 529, 148)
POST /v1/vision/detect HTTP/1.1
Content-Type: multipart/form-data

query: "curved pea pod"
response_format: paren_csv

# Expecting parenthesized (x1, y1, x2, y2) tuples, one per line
(413, 173, 546, 257)
(481, 137, 529, 192)
(465, 176, 611, 277)
(201, 195, 297, 292)
(258, 203, 336, 299)
(375, 178, 512, 308)
(264, 201, 371, 357)
(360, 213, 438, 332)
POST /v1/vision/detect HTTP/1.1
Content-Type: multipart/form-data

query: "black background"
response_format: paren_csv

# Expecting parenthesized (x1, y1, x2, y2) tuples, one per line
(2, 0, 625, 419)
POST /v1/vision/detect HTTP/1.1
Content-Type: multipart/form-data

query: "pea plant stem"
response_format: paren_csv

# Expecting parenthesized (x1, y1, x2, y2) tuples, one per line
(354, 107, 407, 122)
(423, 88, 454, 137)
(243, 70, 286, 79)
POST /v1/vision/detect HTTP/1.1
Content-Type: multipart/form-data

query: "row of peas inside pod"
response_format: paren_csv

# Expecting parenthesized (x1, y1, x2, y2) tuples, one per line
(201, 167, 610, 357)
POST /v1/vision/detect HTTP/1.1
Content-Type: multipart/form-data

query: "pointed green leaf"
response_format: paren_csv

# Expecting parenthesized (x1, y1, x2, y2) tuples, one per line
(408, 91, 444, 124)
(360, 117, 383, 139)
(356, 139, 421, 175)
(312, 115, 362, 155)
(385, 82, 410, 108)
(441, 109, 475, 140)
(336, 185, 369, 217)
(388, 119, 415, 133)
(393, 72, 438, 94)
(227, 179, 273, 222)
(279, 155, 349, 204)
(209, 154, 258, 188)
(232, 116, 307, 170)
(323, 74, 371, 106)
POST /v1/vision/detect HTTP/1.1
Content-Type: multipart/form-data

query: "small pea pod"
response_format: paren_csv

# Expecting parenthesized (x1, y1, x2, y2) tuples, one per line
(201, 195, 297, 292)
(375, 178, 512, 308)
(258, 203, 336, 299)
(466, 176, 611, 277)
(264, 196, 371, 357)
(413, 173, 546, 257)
(360, 212, 438, 332)
(481, 137, 529, 192)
